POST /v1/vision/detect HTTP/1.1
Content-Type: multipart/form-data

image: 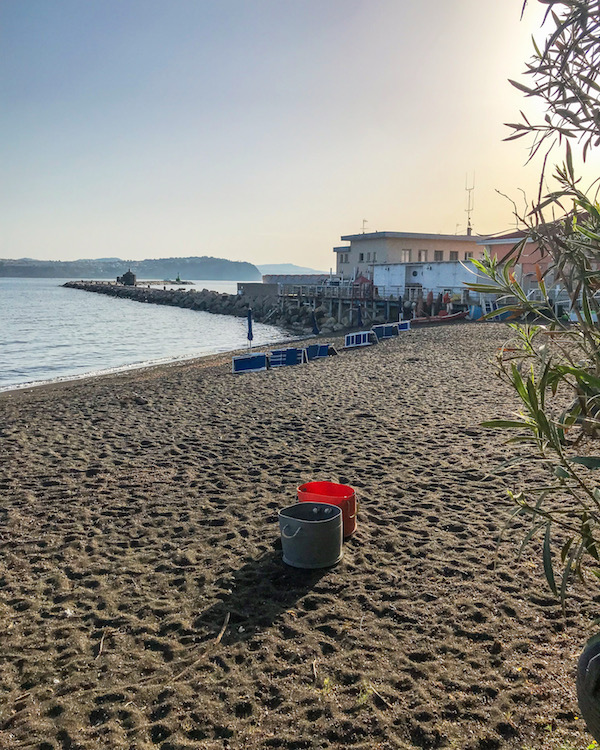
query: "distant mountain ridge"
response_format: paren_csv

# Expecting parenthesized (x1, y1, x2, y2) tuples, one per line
(257, 263, 327, 275)
(0, 256, 261, 280)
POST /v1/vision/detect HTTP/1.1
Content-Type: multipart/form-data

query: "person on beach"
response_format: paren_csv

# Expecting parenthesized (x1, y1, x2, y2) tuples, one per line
(436, 292, 443, 315)
(426, 290, 434, 315)
(415, 292, 424, 318)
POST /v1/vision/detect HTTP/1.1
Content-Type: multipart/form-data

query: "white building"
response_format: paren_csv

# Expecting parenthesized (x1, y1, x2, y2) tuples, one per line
(372, 260, 482, 301)
(334, 231, 481, 280)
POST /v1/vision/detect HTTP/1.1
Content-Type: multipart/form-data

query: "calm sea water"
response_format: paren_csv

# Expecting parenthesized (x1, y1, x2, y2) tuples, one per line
(0, 279, 293, 392)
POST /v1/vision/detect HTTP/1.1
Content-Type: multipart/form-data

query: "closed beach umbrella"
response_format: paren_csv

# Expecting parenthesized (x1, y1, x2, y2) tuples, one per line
(356, 303, 363, 327)
(247, 308, 254, 348)
(311, 312, 320, 335)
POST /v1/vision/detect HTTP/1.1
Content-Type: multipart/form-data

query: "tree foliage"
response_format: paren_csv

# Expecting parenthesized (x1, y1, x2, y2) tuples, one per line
(471, 0, 600, 604)
(508, 0, 600, 161)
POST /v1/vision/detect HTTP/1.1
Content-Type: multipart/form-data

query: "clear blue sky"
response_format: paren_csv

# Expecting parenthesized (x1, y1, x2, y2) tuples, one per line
(0, 0, 585, 268)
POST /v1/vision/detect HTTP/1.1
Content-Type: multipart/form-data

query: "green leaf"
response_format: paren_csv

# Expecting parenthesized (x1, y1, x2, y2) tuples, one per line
(481, 304, 523, 320)
(576, 224, 600, 242)
(582, 291, 595, 327)
(561, 536, 575, 563)
(508, 78, 536, 95)
(526, 376, 539, 413)
(581, 513, 600, 562)
(480, 419, 529, 429)
(557, 367, 600, 392)
(543, 522, 558, 596)
(554, 465, 570, 478)
(566, 141, 574, 182)
(560, 541, 581, 609)
(570, 456, 600, 469)
(511, 364, 529, 404)
(464, 283, 506, 294)
(556, 108, 581, 126)
(504, 131, 530, 142)
(517, 520, 546, 560)
(504, 436, 539, 445)
(580, 74, 600, 94)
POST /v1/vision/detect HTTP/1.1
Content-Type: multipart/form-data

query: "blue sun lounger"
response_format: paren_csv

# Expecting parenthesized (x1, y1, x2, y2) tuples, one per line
(232, 353, 269, 373)
(305, 343, 337, 361)
(372, 324, 399, 341)
(270, 347, 308, 367)
(344, 331, 378, 349)
(397, 320, 411, 331)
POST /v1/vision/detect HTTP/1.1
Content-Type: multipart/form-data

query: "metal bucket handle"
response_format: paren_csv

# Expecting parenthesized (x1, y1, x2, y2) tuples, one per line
(281, 524, 302, 539)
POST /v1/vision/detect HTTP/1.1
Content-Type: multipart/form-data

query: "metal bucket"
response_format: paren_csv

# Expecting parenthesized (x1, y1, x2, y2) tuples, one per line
(278, 502, 343, 569)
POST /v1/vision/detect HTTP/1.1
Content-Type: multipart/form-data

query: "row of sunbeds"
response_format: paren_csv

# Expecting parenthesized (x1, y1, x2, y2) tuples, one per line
(232, 320, 412, 373)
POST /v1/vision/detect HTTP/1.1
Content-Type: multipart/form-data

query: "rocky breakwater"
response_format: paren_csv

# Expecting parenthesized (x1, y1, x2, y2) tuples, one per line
(62, 281, 320, 335)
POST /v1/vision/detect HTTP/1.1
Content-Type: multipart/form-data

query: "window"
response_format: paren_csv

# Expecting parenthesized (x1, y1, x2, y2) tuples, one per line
(434, 250, 443, 262)
(359, 253, 364, 262)
(464, 251, 473, 260)
(417, 250, 428, 262)
(449, 251, 458, 261)
(401, 249, 412, 262)
(367, 252, 371, 261)
(373, 252, 376, 261)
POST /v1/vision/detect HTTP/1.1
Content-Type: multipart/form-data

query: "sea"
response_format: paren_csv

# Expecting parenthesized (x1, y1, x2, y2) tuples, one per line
(0, 278, 295, 392)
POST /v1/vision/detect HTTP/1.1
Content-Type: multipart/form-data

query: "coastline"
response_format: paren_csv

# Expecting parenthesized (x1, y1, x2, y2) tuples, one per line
(0, 333, 308, 398)
(0, 277, 299, 396)
(0, 322, 593, 749)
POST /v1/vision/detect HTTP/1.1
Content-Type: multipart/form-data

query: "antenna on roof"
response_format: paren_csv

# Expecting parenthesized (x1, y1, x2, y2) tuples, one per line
(465, 173, 475, 236)
(362, 219, 368, 234)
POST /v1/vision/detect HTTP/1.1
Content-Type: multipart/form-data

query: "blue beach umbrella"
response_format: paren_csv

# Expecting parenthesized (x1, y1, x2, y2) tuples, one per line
(247, 308, 254, 348)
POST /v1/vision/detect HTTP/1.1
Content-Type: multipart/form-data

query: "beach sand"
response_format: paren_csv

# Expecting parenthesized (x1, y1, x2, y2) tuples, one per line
(0, 322, 595, 749)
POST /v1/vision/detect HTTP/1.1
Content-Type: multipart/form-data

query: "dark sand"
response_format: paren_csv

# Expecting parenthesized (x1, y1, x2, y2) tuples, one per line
(0, 323, 595, 749)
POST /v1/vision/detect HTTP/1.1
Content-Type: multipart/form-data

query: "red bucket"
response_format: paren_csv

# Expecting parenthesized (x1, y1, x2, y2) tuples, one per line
(297, 481, 357, 537)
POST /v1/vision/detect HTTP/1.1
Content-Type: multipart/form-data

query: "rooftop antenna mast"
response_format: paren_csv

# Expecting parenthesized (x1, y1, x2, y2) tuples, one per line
(362, 219, 368, 234)
(465, 173, 475, 235)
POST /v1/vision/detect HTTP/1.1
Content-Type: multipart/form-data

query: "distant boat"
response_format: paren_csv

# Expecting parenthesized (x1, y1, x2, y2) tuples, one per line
(410, 311, 468, 325)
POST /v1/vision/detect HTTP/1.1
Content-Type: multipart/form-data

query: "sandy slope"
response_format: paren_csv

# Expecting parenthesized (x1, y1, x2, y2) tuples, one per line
(0, 323, 595, 749)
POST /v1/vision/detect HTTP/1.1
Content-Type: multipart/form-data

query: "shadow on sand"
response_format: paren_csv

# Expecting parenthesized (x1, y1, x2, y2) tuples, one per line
(192, 544, 332, 645)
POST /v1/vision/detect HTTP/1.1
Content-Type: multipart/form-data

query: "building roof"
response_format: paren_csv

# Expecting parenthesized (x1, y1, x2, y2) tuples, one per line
(476, 229, 530, 246)
(340, 231, 480, 242)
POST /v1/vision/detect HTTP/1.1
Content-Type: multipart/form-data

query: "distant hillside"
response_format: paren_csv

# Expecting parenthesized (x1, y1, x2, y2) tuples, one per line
(257, 263, 327, 275)
(0, 256, 261, 281)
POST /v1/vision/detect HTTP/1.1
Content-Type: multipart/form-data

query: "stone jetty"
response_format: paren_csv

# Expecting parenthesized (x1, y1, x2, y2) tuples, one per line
(62, 281, 328, 335)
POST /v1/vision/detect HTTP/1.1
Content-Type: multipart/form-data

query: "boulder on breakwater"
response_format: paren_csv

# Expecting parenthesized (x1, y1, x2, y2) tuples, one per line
(62, 281, 319, 334)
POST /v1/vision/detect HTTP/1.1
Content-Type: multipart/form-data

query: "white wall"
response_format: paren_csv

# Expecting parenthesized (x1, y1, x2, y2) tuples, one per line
(373, 260, 478, 296)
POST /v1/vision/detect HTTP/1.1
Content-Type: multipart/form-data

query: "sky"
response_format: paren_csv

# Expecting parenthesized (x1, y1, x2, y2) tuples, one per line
(1, 0, 594, 269)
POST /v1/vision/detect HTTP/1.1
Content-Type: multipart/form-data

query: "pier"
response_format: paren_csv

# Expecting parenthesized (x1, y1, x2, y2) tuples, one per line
(64, 279, 475, 335)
